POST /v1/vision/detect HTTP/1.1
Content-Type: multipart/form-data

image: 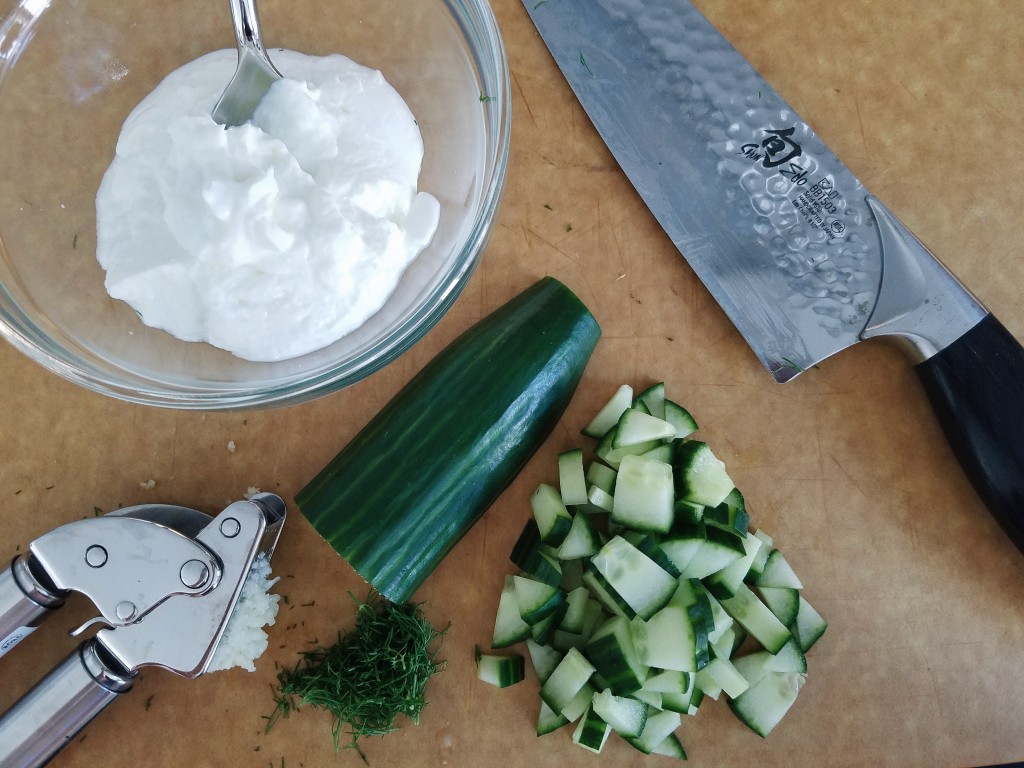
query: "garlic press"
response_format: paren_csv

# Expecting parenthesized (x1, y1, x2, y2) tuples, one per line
(0, 493, 286, 768)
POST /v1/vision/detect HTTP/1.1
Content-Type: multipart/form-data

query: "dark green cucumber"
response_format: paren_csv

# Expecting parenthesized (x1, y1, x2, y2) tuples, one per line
(296, 278, 601, 603)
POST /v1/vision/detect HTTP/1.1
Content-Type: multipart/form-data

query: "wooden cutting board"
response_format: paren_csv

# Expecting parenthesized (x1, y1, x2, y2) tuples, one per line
(1, 1, 1022, 766)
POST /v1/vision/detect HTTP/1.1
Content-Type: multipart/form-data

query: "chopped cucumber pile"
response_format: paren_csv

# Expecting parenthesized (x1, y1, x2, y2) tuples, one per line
(480, 382, 827, 757)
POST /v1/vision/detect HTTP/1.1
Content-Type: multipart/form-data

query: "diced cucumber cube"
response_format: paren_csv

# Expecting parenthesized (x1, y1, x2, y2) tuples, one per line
(621, 531, 681, 578)
(559, 586, 591, 634)
(747, 529, 774, 580)
(558, 448, 588, 506)
(612, 454, 675, 534)
(757, 585, 800, 626)
(625, 709, 681, 755)
(584, 614, 649, 695)
(663, 398, 698, 439)
(765, 638, 808, 674)
(704, 487, 749, 538)
(561, 682, 596, 722)
(755, 549, 804, 589)
(640, 442, 676, 464)
(720, 583, 792, 654)
(537, 700, 569, 736)
(513, 575, 566, 625)
(540, 647, 595, 713)
(582, 384, 633, 439)
(631, 688, 662, 709)
(680, 527, 746, 579)
(526, 638, 563, 684)
(509, 520, 562, 585)
(585, 462, 617, 494)
(651, 732, 688, 760)
(673, 440, 735, 507)
(640, 669, 690, 695)
(530, 602, 568, 645)
(591, 536, 677, 620)
(791, 594, 828, 652)
(582, 569, 631, 618)
(556, 510, 601, 560)
(475, 647, 525, 688)
(728, 670, 806, 737)
(612, 408, 676, 448)
(591, 688, 648, 738)
(531, 483, 573, 546)
(635, 381, 666, 419)
(492, 574, 532, 648)
(631, 605, 698, 672)
(699, 656, 749, 699)
(572, 704, 611, 753)
(596, 427, 661, 469)
(706, 531, 764, 599)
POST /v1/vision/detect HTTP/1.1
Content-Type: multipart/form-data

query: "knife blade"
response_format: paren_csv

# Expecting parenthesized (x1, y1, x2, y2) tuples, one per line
(523, 0, 1024, 552)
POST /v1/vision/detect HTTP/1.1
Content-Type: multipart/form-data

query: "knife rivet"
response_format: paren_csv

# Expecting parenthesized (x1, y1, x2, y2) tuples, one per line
(84, 545, 107, 568)
(115, 601, 137, 621)
(180, 559, 211, 590)
(220, 517, 241, 538)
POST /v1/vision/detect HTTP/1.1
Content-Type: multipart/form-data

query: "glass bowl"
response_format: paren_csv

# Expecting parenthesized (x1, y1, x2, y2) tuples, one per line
(0, 0, 509, 409)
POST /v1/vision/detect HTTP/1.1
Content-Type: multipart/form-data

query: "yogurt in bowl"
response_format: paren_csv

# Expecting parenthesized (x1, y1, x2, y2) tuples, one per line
(96, 49, 440, 362)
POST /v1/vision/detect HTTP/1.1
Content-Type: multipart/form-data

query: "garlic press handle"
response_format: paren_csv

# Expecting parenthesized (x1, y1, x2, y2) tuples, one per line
(0, 637, 136, 768)
(0, 556, 65, 660)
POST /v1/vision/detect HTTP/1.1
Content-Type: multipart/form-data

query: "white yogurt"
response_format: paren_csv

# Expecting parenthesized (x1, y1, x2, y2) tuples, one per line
(96, 49, 440, 362)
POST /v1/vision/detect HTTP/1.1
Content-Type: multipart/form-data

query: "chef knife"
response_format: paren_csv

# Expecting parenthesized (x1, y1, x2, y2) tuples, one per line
(522, 0, 1024, 552)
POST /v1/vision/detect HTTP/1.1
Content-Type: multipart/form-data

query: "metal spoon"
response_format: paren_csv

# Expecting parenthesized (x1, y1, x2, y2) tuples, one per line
(211, 0, 282, 127)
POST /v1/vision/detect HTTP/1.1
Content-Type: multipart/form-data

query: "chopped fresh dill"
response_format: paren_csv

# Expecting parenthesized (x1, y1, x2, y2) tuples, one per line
(479, 93, 496, 103)
(266, 592, 448, 762)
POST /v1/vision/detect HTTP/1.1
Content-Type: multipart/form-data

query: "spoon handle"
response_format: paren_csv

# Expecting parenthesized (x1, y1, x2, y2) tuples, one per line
(229, 0, 268, 54)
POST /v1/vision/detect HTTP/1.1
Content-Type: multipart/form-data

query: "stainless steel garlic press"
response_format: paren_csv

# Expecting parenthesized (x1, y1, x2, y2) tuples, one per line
(0, 493, 286, 768)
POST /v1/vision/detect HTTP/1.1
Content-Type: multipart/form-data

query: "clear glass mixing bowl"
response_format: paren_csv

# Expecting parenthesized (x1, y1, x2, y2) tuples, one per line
(0, 0, 509, 408)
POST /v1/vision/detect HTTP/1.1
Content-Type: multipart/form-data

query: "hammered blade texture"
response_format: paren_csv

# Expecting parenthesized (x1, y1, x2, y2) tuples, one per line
(527, 0, 883, 379)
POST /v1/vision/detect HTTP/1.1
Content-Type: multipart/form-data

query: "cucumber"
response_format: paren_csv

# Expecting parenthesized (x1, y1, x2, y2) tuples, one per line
(612, 454, 676, 534)
(728, 670, 806, 737)
(475, 647, 525, 688)
(635, 381, 666, 419)
(612, 408, 676, 447)
(526, 638, 563, 684)
(704, 487, 749, 538)
(706, 531, 764, 599)
(791, 594, 828, 652)
(651, 732, 687, 760)
(756, 549, 804, 590)
(663, 398, 698, 439)
(562, 682, 597, 722)
(582, 384, 633, 438)
(509, 520, 561, 585)
(559, 586, 591, 634)
(591, 536, 677, 620)
(537, 700, 568, 736)
(492, 574, 532, 648)
(757, 586, 800, 627)
(573, 705, 612, 753)
(673, 440, 735, 507)
(584, 615, 649, 695)
(297, 278, 600, 603)
(747, 529, 774, 580)
(540, 647, 595, 713)
(595, 428, 661, 470)
(585, 462, 617, 494)
(558, 449, 589, 506)
(556, 510, 601, 560)
(720, 584, 792, 654)
(625, 709, 681, 755)
(591, 688, 648, 738)
(513, 575, 566, 625)
(531, 483, 573, 546)
(631, 604, 698, 672)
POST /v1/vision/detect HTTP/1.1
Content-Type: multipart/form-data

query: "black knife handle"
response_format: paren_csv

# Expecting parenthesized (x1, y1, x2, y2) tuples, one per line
(916, 314, 1024, 551)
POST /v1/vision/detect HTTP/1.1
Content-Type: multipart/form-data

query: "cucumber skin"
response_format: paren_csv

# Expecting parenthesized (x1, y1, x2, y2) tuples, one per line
(296, 278, 602, 604)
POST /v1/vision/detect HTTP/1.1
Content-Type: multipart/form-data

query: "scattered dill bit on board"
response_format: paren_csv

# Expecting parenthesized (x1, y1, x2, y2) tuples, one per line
(266, 592, 447, 763)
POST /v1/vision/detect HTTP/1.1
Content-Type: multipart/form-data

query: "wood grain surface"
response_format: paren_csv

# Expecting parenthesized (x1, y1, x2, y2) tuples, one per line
(1, 1, 1022, 767)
